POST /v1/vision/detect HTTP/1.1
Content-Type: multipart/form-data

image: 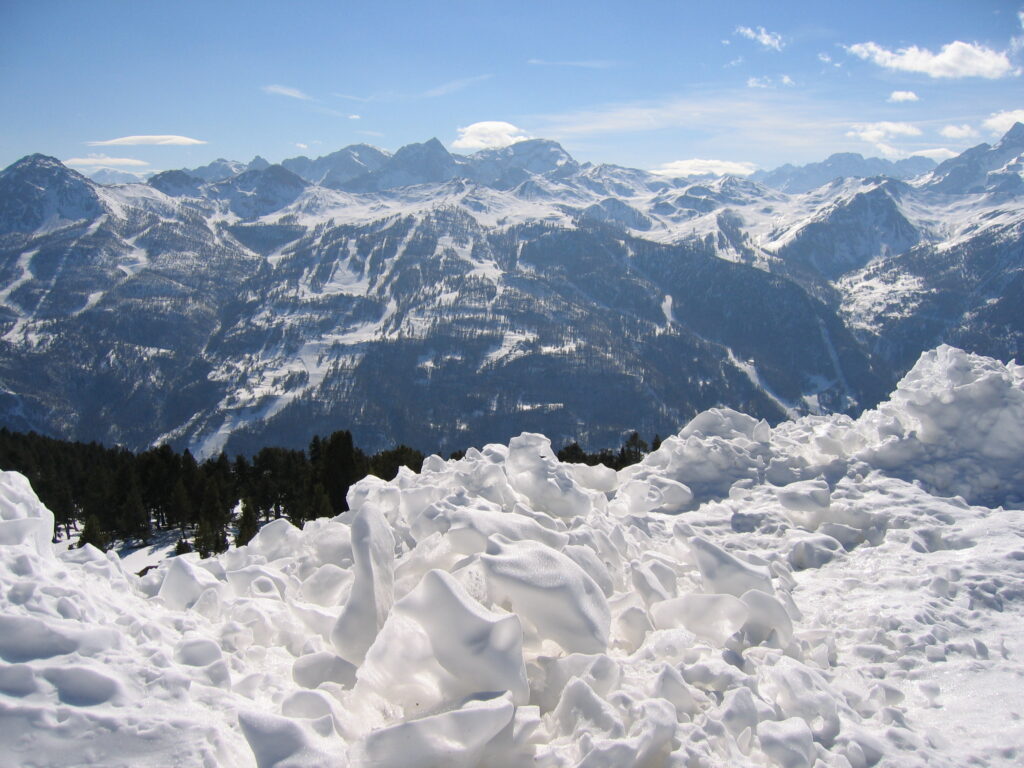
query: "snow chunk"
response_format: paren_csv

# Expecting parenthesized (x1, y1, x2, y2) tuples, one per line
(505, 433, 598, 518)
(238, 710, 339, 768)
(157, 555, 224, 611)
(856, 345, 1024, 505)
(481, 536, 610, 653)
(357, 569, 528, 718)
(331, 506, 395, 665)
(757, 717, 816, 768)
(0, 615, 79, 662)
(0, 471, 55, 555)
(350, 692, 515, 768)
(41, 665, 122, 706)
(685, 535, 774, 596)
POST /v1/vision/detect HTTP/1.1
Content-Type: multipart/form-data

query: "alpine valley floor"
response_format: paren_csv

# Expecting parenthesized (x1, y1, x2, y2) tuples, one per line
(0, 345, 1022, 767)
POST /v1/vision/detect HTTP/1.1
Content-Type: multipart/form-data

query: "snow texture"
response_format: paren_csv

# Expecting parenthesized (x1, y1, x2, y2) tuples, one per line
(1, 345, 1023, 767)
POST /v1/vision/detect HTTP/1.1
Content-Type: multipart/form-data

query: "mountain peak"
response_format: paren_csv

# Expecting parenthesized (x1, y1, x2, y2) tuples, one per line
(0, 154, 102, 234)
(3, 153, 72, 176)
(997, 121, 1024, 148)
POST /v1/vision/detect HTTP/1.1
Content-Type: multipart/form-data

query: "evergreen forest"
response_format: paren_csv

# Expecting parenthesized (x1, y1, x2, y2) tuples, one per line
(0, 428, 657, 562)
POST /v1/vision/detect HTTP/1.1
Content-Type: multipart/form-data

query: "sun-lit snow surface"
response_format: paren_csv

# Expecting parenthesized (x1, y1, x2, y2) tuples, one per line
(2, 345, 1024, 767)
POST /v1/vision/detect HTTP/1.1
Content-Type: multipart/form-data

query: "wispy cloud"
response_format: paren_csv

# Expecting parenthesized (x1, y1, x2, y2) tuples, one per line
(1012, 11, 1024, 54)
(422, 74, 492, 98)
(735, 25, 784, 51)
(335, 92, 374, 103)
(746, 75, 793, 89)
(334, 74, 491, 104)
(87, 135, 205, 146)
(262, 84, 312, 100)
(846, 121, 922, 157)
(65, 153, 149, 168)
(887, 90, 919, 103)
(527, 58, 617, 69)
(982, 109, 1024, 135)
(452, 121, 532, 150)
(530, 89, 861, 165)
(650, 158, 757, 177)
(846, 41, 1018, 79)
(939, 124, 978, 139)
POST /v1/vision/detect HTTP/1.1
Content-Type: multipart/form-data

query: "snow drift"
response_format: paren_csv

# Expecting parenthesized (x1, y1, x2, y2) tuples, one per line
(1, 345, 1023, 767)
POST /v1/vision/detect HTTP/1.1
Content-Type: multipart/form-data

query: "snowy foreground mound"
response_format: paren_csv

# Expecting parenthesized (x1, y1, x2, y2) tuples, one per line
(2, 346, 1024, 768)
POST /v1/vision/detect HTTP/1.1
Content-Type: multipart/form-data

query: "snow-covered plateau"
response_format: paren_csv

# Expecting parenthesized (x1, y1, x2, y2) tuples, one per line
(1, 345, 1023, 768)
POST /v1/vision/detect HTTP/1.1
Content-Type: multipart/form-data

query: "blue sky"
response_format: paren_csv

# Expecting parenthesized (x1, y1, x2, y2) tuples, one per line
(2, 0, 1022, 177)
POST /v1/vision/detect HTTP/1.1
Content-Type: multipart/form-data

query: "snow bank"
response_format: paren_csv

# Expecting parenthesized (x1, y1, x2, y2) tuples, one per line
(1, 345, 1023, 767)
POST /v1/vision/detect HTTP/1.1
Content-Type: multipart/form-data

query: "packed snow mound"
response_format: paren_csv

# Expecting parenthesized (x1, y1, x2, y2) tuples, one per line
(1, 346, 1024, 767)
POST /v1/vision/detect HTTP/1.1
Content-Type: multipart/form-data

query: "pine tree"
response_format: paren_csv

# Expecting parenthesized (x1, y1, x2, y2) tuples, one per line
(310, 483, 333, 521)
(169, 478, 192, 534)
(194, 516, 217, 559)
(197, 476, 228, 556)
(235, 497, 259, 547)
(78, 514, 108, 551)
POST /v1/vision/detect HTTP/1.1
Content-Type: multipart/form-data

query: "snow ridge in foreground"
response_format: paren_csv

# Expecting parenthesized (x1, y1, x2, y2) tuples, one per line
(1, 345, 1023, 767)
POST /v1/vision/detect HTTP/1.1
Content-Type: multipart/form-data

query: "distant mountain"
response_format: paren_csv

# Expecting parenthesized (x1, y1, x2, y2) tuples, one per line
(185, 156, 270, 182)
(342, 138, 461, 192)
(88, 168, 146, 185)
(0, 154, 103, 235)
(924, 122, 1024, 194)
(282, 144, 390, 186)
(752, 153, 936, 193)
(1, 126, 1022, 456)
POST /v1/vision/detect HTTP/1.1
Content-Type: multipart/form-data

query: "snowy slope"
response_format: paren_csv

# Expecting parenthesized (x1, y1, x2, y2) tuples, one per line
(1, 345, 1022, 767)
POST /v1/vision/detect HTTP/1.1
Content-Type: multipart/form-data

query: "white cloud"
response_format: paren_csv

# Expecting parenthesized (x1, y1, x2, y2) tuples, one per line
(87, 135, 206, 146)
(527, 58, 616, 69)
(64, 153, 149, 168)
(982, 109, 1024, 135)
(262, 84, 312, 100)
(348, 114, 361, 120)
(939, 124, 978, 139)
(735, 25, 784, 51)
(650, 159, 758, 177)
(887, 90, 919, 103)
(818, 52, 842, 69)
(295, 143, 309, 150)
(423, 74, 491, 98)
(451, 121, 532, 150)
(746, 75, 792, 89)
(846, 40, 1017, 79)
(913, 147, 959, 161)
(847, 121, 922, 157)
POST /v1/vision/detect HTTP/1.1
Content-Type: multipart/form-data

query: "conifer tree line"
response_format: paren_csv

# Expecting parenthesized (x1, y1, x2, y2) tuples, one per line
(0, 427, 657, 559)
(0, 428, 425, 557)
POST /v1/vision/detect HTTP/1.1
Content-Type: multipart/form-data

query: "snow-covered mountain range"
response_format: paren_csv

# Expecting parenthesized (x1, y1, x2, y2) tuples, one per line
(1, 125, 1022, 456)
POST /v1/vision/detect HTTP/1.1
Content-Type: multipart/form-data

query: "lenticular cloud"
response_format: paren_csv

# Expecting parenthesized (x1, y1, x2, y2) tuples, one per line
(1, 345, 1023, 767)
